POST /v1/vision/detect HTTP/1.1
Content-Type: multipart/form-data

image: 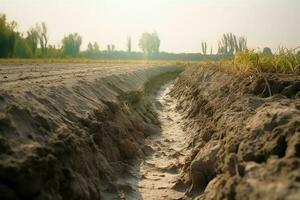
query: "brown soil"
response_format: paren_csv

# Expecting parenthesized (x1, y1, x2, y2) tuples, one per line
(1, 62, 299, 200)
(0, 63, 183, 200)
(137, 82, 188, 200)
(169, 66, 300, 200)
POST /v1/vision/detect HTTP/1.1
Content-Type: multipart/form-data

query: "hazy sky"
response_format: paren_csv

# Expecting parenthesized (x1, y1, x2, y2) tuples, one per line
(1, 0, 299, 53)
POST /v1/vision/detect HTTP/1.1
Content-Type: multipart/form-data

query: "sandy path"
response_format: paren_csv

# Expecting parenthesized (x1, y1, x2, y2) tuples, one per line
(136, 82, 188, 200)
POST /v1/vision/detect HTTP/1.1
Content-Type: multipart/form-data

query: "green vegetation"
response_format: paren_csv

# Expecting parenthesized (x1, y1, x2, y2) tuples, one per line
(218, 33, 247, 55)
(127, 36, 132, 53)
(201, 41, 207, 55)
(0, 14, 17, 58)
(62, 33, 82, 57)
(234, 48, 300, 73)
(138, 32, 160, 56)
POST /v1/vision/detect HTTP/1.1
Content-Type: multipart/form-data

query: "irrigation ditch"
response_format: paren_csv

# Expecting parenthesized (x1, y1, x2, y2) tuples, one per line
(0, 63, 299, 200)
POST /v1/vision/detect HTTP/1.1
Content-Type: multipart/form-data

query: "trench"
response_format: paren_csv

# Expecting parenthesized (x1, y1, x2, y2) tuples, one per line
(117, 81, 189, 200)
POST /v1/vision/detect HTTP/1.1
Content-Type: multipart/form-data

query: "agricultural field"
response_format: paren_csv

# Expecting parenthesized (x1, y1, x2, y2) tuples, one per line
(0, 1, 299, 200)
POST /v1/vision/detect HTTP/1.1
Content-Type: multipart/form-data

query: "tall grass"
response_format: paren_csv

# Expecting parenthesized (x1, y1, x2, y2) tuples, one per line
(234, 48, 300, 74)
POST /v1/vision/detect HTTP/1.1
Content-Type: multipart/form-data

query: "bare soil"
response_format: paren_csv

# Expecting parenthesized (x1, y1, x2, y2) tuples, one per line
(1, 62, 299, 200)
(0, 63, 183, 200)
(169, 66, 300, 200)
(137, 82, 188, 200)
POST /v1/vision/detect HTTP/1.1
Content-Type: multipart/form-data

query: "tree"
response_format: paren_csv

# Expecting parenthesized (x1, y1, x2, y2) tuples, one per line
(262, 47, 273, 56)
(127, 36, 132, 53)
(36, 22, 48, 56)
(107, 45, 111, 52)
(47, 45, 62, 58)
(139, 32, 160, 56)
(152, 32, 160, 53)
(238, 37, 247, 52)
(0, 14, 17, 58)
(218, 33, 247, 55)
(26, 27, 39, 56)
(111, 44, 115, 51)
(14, 36, 33, 58)
(62, 33, 82, 57)
(93, 42, 99, 52)
(201, 41, 207, 55)
(87, 42, 93, 52)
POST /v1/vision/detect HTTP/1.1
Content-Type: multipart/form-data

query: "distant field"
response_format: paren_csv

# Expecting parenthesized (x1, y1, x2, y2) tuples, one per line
(0, 58, 184, 65)
(1, 51, 299, 75)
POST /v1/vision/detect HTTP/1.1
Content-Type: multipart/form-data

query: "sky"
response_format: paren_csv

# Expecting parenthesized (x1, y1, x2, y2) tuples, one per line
(1, 0, 299, 53)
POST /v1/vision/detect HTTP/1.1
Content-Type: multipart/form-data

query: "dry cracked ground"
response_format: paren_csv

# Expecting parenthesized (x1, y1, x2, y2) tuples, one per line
(0, 63, 299, 200)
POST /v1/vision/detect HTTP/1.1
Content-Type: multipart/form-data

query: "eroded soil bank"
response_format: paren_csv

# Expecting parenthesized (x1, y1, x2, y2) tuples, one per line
(0, 63, 183, 200)
(1, 63, 299, 200)
(168, 66, 300, 200)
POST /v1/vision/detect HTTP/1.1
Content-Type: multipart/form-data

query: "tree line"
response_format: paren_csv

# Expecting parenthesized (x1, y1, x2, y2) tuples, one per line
(1, 13, 292, 60)
(0, 13, 164, 59)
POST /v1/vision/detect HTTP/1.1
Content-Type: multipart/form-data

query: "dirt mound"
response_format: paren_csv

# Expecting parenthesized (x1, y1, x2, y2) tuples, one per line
(170, 66, 300, 199)
(0, 63, 183, 200)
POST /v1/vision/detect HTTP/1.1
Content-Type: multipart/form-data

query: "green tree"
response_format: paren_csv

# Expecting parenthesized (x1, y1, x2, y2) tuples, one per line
(238, 37, 247, 52)
(107, 44, 111, 52)
(93, 42, 99, 52)
(218, 33, 247, 55)
(62, 33, 82, 57)
(13, 36, 33, 58)
(262, 47, 273, 56)
(87, 42, 93, 52)
(0, 14, 17, 58)
(201, 41, 207, 55)
(26, 27, 39, 56)
(127, 36, 132, 53)
(139, 32, 160, 56)
(36, 22, 48, 56)
(47, 45, 62, 58)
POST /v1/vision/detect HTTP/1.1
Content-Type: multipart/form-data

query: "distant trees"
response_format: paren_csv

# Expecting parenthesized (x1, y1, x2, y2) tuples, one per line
(0, 13, 52, 58)
(218, 33, 247, 55)
(0, 14, 17, 58)
(2, 12, 298, 62)
(201, 41, 207, 55)
(26, 28, 39, 56)
(107, 45, 111, 52)
(93, 42, 100, 52)
(36, 22, 48, 56)
(62, 33, 82, 57)
(85, 42, 100, 58)
(139, 32, 160, 56)
(88, 42, 93, 52)
(15, 35, 36, 58)
(87, 42, 100, 53)
(127, 36, 132, 53)
(107, 44, 115, 52)
(262, 47, 273, 56)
